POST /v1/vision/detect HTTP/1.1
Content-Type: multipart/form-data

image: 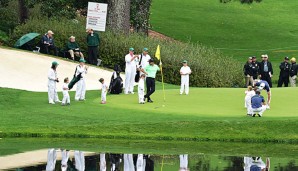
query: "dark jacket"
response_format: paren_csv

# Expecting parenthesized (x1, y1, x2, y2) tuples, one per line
(86, 32, 100, 46)
(279, 61, 290, 77)
(66, 41, 79, 50)
(290, 62, 298, 77)
(251, 61, 259, 77)
(243, 62, 253, 76)
(259, 60, 273, 75)
(42, 34, 55, 46)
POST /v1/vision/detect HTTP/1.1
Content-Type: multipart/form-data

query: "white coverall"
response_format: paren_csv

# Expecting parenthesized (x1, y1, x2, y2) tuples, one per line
(101, 83, 107, 102)
(75, 65, 87, 100)
(48, 68, 60, 103)
(124, 154, 135, 171)
(100, 153, 106, 171)
(179, 154, 188, 170)
(62, 83, 70, 105)
(136, 154, 146, 171)
(138, 78, 145, 103)
(75, 151, 85, 171)
(180, 66, 191, 94)
(61, 150, 69, 171)
(46, 149, 57, 171)
(125, 54, 137, 94)
(138, 54, 151, 74)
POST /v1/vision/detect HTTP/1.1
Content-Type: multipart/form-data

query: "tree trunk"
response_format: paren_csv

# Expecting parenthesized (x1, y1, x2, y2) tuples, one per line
(131, 0, 152, 35)
(107, 0, 131, 34)
(18, 0, 28, 24)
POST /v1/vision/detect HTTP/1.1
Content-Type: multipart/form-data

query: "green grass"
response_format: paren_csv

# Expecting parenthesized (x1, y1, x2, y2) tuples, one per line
(0, 85, 298, 143)
(150, 0, 298, 83)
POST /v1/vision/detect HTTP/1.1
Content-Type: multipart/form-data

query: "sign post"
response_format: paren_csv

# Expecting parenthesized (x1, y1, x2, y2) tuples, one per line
(86, 2, 108, 32)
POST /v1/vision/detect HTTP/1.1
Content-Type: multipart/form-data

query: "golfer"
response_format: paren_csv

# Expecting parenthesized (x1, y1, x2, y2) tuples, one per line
(180, 60, 191, 95)
(142, 59, 160, 103)
(254, 80, 271, 109)
(250, 90, 267, 117)
(75, 59, 88, 101)
(48, 61, 61, 104)
(86, 28, 100, 65)
(125, 47, 139, 94)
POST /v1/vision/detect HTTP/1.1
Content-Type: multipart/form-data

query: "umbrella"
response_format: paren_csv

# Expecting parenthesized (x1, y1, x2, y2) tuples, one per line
(14, 33, 40, 48)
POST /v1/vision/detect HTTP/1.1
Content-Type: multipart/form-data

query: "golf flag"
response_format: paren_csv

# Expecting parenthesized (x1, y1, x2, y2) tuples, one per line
(155, 45, 166, 102)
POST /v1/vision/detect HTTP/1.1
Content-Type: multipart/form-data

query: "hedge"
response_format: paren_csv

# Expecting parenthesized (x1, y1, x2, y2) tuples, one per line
(9, 17, 243, 87)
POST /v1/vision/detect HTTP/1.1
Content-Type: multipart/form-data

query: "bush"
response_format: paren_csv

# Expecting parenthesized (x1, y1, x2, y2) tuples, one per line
(9, 17, 243, 87)
(0, 0, 19, 33)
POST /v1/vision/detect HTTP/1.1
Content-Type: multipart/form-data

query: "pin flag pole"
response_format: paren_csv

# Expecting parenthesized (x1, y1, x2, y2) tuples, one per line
(155, 45, 166, 102)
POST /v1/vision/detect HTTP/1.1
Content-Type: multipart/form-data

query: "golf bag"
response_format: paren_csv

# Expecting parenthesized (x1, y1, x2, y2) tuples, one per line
(68, 66, 82, 90)
(109, 65, 123, 94)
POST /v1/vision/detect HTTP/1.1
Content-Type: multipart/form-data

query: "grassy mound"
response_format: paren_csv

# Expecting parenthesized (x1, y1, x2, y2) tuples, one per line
(1, 86, 297, 143)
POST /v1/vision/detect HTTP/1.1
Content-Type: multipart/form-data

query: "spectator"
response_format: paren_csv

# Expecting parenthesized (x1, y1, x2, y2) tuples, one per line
(142, 59, 161, 103)
(243, 57, 254, 87)
(250, 90, 267, 117)
(251, 56, 260, 80)
(66, 36, 84, 60)
(289, 57, 297, 87)
(277, 56, 290, 87)
(86, 28, 100, 65)
(42, 30, 58, 56)
(259, 54, 273, 87)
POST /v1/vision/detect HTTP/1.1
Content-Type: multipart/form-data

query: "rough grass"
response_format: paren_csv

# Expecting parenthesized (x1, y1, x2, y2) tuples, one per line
(0, 86, 297, 143)
(150, 0, 298, 83)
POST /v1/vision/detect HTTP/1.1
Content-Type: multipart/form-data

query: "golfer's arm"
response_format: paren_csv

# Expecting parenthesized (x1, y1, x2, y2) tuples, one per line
(267, 91, 271, 103)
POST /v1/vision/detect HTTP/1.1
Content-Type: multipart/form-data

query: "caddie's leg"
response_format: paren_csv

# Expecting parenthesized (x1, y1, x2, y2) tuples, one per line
(185, 76, 189, 94)
(75, 80, 83, 100)
(180, 76, 184, 94)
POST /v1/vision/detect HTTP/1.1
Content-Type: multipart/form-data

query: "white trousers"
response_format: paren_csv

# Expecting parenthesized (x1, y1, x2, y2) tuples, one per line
(124, 154, 135, 171)
(61, 150, 69, 171)
(136, 154, 146, 171)
(75, 79, 86, 100)
(179, 154, 188, 169)
(46, 149, 57, 171)
(138, 88, 144, 103)
(48, 82, 59, 103)
(75, 151, 85, 171)
(125, 68, 136, 93)
(290, 75, 297, 87)
(245, 96, 252, 114)
(101, 92, 107, 102)
(180, 76, 189, 94)
(62, 92, 70, 104)
(100, 153, 106, 171)
(251, 105, 267, 116)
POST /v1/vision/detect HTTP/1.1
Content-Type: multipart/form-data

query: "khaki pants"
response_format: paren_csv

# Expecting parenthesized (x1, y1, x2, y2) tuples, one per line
(290, 75, 297, 87)
(245, 76, 254, 87)
(68, 50, 84, 59)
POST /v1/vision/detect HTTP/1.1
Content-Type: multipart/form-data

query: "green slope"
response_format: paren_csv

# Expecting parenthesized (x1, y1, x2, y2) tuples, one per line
(0, 86, 297, 142)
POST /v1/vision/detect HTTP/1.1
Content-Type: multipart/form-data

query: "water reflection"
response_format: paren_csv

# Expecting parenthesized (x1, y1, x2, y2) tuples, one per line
(2, 148, 298, 171)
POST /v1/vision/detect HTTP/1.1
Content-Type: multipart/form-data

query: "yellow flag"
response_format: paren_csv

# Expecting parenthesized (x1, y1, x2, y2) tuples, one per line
(155, 45, 161, 60)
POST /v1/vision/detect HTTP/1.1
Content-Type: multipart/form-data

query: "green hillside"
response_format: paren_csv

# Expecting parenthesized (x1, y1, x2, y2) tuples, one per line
(150, 0, 298, 81)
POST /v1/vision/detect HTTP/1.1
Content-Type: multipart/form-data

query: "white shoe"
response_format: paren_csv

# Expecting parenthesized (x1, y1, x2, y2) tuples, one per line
(49, 101, 55, 104)
(55, 100, 62, 103)
(266, 105, 270, 110)
(130, 92, 134, 94)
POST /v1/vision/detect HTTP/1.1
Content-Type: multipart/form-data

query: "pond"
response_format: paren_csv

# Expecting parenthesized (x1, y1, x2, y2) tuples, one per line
(0, 138, 297, 171)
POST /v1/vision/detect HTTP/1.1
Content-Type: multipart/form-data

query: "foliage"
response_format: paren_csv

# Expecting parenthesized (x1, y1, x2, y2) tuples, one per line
(0, 30, 9, 45)
(220, 0, 262, 3)
(0, 0, 19, 33)
(40, 0, 76, 19)
(130, 0, 152, 34)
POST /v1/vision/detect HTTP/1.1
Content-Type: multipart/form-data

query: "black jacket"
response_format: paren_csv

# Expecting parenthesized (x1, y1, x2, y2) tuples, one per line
(279, 61, 290, 77)
(243, 62, 253, 76)
(290, 62, 298, 77)
(251, 61, 259, 76)
(259, 61, 273, 75)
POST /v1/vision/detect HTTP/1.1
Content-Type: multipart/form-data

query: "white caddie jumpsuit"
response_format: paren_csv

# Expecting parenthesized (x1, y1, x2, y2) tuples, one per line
(124, 154, 135, 171)
(46, 149, 57, 171)
(136, 154, 146, 171)
(138, 78, 145, 103)
(100, 153, 106, 171)
(61, 150, 69, 171)
(180, 66, 191, 94)
(125, 53, 137, 94)
(101, 83, 107, 102)
(179, 154, 188, 170)
(48, 68, 60, 103)
(75, 151, 85, 171)
(75, 65, 87, 100)
(62, 83, 70, 105)
(138, 54, 151, 74)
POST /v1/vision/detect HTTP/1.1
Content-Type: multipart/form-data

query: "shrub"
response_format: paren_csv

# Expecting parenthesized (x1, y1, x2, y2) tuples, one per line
(9, 17, 243, 87)
(0, 0, 19, 33)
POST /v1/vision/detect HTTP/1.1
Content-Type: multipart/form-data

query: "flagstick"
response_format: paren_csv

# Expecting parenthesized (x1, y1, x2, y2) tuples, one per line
(160, 60, 166, 102)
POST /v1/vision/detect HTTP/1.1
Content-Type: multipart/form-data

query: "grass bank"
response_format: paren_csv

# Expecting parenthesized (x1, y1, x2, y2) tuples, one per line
(0, 86, 297, 143)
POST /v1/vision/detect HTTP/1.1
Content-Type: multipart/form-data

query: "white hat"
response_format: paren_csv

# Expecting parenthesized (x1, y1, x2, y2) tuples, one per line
(69, 36, 75, 39)
(47, 30, 54, 34)
(258, 83, 265, 90)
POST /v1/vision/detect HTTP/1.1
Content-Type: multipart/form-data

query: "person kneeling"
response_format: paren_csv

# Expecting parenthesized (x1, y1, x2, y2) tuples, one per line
(250, 90, 267, 117)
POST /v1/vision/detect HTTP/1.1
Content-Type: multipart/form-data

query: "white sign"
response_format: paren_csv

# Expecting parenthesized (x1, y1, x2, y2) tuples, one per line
(86, 2, 108, 32)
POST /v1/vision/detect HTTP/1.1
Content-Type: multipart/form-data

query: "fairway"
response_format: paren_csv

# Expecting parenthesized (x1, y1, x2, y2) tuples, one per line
(1, 85, 297, 142)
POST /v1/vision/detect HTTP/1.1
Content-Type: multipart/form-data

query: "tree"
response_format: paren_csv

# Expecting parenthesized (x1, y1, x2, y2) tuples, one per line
(130, 0, 152, 35)
(19, 0, 28, 24)
(106, 0, 131, 34)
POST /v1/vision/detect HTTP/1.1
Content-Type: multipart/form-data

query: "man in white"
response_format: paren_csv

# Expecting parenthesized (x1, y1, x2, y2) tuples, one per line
(138, 48, 151, 74)
(61, 150, 69, 171)
(75, 151, 85, 171)
(100, 153, 106, 171)
(124, 154, 135, 171)
(46, 148, 57, 171)
(179, 154, 189, 171)
(48, 61, 61, 104)
(62, 77, 70, 106)
(136, 154, 146, 171)
(138, 74, 146, 104)
(125, 47, 138, 94)
(180, 60, 192, 95)
(75, 59, 88, 101)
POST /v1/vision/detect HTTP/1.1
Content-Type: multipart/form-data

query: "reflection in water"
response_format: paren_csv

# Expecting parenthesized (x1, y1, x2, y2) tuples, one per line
(4, 149, 298, 171)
